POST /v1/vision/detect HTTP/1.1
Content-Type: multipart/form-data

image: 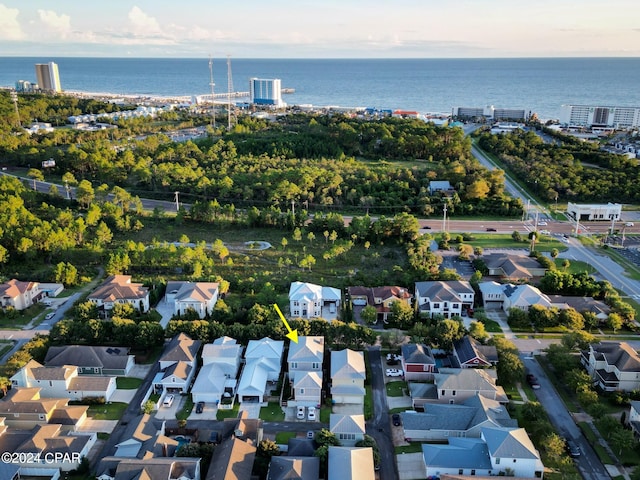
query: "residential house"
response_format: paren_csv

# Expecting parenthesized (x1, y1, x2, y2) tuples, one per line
(401, 343, 437, 381)
(289, 281, 341, 320)
(44, 345, 135, 376)
(237, 337, 283, 404)
(329, 414, 366, 447)
(0, 463, 19, 480)
(502, 284, 552, 312)
(268, 457, 320, 480)
(286, 438, 316, 457)
(112, 414, 178, 458)
(0, 387, 88, 430)
(10, 360, 116, 401)
(88, 275, 150, 313)
(628, 401, 640, 439)
(581, 342, 640, 392)
(453, 336, 498, 369)
(328, 446, 375, 480)
(482, 253, 548, 282)
(401, 394, 518, 442)
(288, 336, 324, 406)
(0, 279, 41, 310)
(479, 281, 507, 310)
(547, 295, 611, 321)
(206, 437, 255, 480)
(159, 332, 201, 370)
(97, 457, 201, 480)
(154, 333, 201, 395)
(165, 281, 219, 319)
(482, 427, 544, 478)
(432, 368, 508, 405)
(192, 337, 241, 405)
(347, 286, 412, 323)
(421, 427, 543, 479)
(330, 349, 366, 405)
(37, 282, 64, 298)
(415, 281, 474, 318)
(0, 424, 96, 472)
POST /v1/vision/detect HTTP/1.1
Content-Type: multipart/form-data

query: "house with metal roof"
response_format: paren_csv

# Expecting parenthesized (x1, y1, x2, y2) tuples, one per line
(165, 281, 219, 319)
(482, 427, 544, 478)
(401, 343, 437, 381)
(331, 349, 366, 406)
(581, 342, 640, 392)
(423, 437, 493, 477)
(401, 394, 518, 442)
(328, 446, 375, 480)
(289, 281, 341, 320)
(237, 337, 283, 404)
(288, 336, 324, 378)
(453, 336, 498, 369)
(329, 414, 366, 446)
(415, 281, 474, 318)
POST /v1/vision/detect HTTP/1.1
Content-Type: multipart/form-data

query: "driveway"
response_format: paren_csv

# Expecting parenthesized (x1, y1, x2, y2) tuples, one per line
(128, 364, 152, 379)
(78, 419, 118, 433)
(239, 403, 261, 419)
(155, 298, 175, 329)
(110, 389, 138, 403)
(396, 452, 427, 480)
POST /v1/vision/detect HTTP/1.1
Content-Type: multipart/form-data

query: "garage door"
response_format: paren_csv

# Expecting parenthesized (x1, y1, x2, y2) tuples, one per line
(352, 299, 367, 306)
(483, 301, 502, 310)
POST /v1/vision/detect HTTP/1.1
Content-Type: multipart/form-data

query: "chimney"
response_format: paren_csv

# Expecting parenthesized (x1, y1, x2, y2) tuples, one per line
(162, 442, 168, 457)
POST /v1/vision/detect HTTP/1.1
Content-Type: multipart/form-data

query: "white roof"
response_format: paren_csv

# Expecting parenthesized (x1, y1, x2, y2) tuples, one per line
(331, 349, 365, 379)
(237, 361, 269, 396)
(191, 363, 226, 395)
(245, 337, 283, 361)
(293, 371, 323, 389)
(478, 281, 504, 296)
(289, 281, 340, 302)
(289, 336, 324, 364)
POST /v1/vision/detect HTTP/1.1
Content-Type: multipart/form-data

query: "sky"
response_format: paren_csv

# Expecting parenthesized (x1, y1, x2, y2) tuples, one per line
(1, 0, 639, 58)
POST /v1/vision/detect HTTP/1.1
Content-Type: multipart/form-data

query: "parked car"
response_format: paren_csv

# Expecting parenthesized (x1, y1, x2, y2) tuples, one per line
(45, 312, 55, 320)
(526, 374, 540, 389)
(423, 225, 432, 229)
(626, 222, 635, 227)
(392, 414, 401, 426)
(296, 406, 305, 420)
(565, 438, 581, 457)
(163, 394, 174, 407)
(307, 406, 317, 421)
(386, 368, 404, 377)
(195, 401, 204, 414)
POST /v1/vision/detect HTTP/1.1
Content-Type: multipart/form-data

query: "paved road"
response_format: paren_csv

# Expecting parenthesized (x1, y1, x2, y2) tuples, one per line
(367, 346, 398, 480)
(524, 355, 610, 480)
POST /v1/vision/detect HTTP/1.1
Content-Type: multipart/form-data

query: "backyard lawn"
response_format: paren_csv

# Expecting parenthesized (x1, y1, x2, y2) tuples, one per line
(217, 403, 240, 421)
(386, 381, 407, 397)
(275, 432, 296, 444)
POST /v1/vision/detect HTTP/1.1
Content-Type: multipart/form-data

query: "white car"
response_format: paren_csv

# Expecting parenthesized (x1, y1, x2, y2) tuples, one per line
(386, 368, 404, 377)
(538, 221, 548, 226)
(162, 394, 174, 407)
(45, 312, 55, 320)
(296, 406, 305, 420)
(626, 222, 635, 227)
(307, 406, 317, 421)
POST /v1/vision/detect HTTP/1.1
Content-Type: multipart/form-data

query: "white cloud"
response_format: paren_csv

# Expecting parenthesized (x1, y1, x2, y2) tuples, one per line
(38, 9, 71, 38)
(128, 6, 161, 35)
(0, 3, 24, 40)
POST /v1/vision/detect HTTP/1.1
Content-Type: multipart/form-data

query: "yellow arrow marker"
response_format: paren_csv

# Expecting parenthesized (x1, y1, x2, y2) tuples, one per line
(273, 304, 298, 343)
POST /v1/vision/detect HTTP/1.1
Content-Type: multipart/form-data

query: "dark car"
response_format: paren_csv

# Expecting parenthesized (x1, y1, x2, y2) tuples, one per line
(565, 438, 581, 457)
(526, 374, 540, 389)
(195, 401, 204, 414)
(423, 225, 432, 229)
(392, 414, 401, 426)
(486, 228, 497, 232)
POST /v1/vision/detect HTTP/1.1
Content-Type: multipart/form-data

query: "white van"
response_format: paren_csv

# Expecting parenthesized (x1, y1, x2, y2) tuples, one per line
(163, 394, 174, 407)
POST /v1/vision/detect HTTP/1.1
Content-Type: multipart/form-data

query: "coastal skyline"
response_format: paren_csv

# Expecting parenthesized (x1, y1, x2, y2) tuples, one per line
(1, 0, 639, 59)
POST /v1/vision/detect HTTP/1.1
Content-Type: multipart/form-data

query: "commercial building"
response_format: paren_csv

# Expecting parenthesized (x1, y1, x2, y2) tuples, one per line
(452, 105, 530, 122)
(560, 105, 640, 129)
(249, 78, 285, 107)
(567, 202, 621, 222)
(35, 62, 62, 93)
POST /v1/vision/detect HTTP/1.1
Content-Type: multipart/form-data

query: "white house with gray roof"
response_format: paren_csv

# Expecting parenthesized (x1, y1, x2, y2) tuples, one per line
(482, 427, 544, 478)
(289, 281, 341, 320)
(328, 446, 375, 480)
(330, 349, 366, 406)
(401, 394, 518, 442)
(165, 281, 219, 319)
(330, 414, 366, 446)
(433, 368, 508, 404)
(423, 437, 493, 477)
(237, 337, 283, 404)
(287, 336, 324, 379)
(415, 281, 474, 318)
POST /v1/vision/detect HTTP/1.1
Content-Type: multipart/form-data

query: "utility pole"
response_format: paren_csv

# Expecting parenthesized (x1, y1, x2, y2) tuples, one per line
(174, 191, 180, 211)
(610, 216, 616, 235)
(291, 199, 295, 217)
(442, 203, 448, 232)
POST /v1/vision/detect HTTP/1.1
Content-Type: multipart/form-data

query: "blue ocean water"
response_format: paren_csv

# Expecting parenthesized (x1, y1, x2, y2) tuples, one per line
(2, 57, 640, 119)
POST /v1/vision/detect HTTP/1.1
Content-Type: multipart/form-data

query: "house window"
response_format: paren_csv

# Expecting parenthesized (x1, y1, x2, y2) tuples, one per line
(433, 303, 440, 309)
(299, 388, 304, 394)
(513, 459, 517, 463)
(471, 470, 476, 476)
(312, 363, 320, 369)
(452, 303, 459, 309)
(292, 362, 298, 369)
(441, 390, 445, 396)
(293, 301, 299, 306)
(340, 433, 356, 440)
(49, 381, 53, 387)
(293, 310, 299, 316)
(452, 390, 456, 396)
(39, 414, 46, 420)
(496, 458, 500, 465)
(459, 470, 464, 475)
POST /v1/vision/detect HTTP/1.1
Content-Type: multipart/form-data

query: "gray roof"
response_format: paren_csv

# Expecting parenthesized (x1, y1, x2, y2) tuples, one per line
(97, 457, 200, 480)
(415, 280, 474, 302)
(288, 336, 324, 364)
(45, 345, 131, 370)
(330, 414, 366, 435)
(589, 342, 640, 372)
(422, 437, 492, 469)
(268, 456, 320, 480)
(408, 382, 438, 400)
(160, 333, 201, 364)
(454, 336, 498, 366)
(482, 427, 539, 460)
(331, 349, 365, 380)
(328, 446, 375, 480)
(401, 344, 435, 365)
(287, 438, 316, 457)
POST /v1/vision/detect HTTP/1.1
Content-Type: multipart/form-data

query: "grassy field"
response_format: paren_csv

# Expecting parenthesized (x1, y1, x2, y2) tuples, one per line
(216, 403, 240, 420)
(176, 395, 194, 421)
(116, 377, 143, 389)
(275, 431, 296, 444)
(259, 402, 285, 421)
(0, 303, 45, 329)
(385, 381, 407, 397)
(451, 233, 567, 253)
(394, 442, 424, 454)
(553, 258, 596, 275)
(87, 402, 128, 420)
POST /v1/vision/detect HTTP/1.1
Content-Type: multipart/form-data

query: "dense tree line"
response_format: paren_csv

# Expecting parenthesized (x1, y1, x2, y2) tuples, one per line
(477, 129, 640, 203)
